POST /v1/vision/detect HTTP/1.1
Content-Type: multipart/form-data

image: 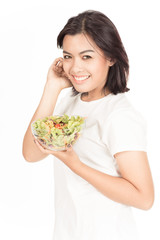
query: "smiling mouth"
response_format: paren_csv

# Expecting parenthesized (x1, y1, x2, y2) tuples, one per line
(72, 75, 90, 83)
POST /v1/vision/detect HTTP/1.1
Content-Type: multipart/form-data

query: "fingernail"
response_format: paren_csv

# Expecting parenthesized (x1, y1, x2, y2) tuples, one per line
(67, 144, 72, 148)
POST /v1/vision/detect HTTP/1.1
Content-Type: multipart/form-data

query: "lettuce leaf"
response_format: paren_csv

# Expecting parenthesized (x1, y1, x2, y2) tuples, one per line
(31, 114, 85, 149)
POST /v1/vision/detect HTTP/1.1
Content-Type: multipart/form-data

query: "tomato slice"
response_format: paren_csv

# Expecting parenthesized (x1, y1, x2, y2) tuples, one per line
(55, 123, 61, 128)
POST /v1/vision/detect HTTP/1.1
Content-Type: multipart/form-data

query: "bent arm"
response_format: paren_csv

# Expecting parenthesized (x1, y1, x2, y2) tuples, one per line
(33, 136, 154, 209)
(70, 151, 154, 210)
(22, 83, 61, 162)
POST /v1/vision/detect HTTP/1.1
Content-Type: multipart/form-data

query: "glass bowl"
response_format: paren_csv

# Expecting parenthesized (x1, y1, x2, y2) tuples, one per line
(31, 114, 85, 151)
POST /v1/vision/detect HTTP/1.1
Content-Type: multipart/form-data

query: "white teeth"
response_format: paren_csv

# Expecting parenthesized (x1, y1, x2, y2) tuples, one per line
(73, 75, 90, 81)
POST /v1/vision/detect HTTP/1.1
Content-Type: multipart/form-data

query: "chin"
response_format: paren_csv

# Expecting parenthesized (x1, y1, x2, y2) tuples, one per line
(73, 85, 84, 92)
(72, 86, 86, 95)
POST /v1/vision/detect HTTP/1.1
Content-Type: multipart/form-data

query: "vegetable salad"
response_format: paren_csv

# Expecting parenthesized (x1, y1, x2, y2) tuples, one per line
(31, 114, 85, 150)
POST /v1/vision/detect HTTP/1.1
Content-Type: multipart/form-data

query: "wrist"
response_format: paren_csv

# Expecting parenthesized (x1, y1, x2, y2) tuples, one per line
(44, 81, 62, 95)
(69, 157, 84, 173)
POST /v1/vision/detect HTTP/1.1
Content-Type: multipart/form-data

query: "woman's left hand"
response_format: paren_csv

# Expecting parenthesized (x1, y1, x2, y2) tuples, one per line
(33, 138, 81, 170)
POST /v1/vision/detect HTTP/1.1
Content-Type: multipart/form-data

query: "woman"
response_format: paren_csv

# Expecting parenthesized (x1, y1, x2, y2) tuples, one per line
(23, 10, 154, 240)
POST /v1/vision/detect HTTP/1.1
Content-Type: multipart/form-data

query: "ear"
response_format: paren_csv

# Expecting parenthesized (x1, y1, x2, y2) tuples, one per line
(108, 58, 116, 67)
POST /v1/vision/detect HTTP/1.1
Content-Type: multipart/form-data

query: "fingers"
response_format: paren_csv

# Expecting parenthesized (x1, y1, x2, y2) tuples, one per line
(55, 58, 63, 67)
(55, 61, 64, 74)
(49, 57, 64, 76)
(54, 57, 63, 66)
(48, 57, 62, 72)
(53, 57, 63, 68)
(33, 138, 53, 154)
(32, 130, 73, 160)
(49, 57, 63, 67)
(32, 135, 69, 155)
(32, 134, 48, 152)
(33, 137, 45, 151)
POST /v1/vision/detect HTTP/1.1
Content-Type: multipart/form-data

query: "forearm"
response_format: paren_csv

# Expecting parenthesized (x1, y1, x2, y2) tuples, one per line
(22, 83, 61, 162)
(32, 83, 61, 119)
(71, 161, 149, 209)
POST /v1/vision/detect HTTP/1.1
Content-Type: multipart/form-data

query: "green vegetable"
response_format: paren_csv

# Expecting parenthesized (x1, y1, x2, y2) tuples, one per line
(31, 114, 85, 150)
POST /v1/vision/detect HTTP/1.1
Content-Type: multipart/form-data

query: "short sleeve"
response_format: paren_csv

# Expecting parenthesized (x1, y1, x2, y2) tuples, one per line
(104, 109, 148, 156)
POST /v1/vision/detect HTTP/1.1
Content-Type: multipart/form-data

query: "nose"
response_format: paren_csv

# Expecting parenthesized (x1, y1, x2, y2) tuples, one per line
(70, 58, 84, 74)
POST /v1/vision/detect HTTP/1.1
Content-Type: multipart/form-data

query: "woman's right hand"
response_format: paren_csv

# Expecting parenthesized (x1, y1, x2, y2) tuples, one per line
(46, 57, 72, 90)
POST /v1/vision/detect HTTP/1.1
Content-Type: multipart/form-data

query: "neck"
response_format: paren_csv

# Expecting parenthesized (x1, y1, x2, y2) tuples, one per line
(81, 89, 111, 102)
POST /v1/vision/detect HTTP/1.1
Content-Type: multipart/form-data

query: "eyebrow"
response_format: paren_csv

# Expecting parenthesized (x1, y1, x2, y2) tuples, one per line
(63, 50, 95, 55)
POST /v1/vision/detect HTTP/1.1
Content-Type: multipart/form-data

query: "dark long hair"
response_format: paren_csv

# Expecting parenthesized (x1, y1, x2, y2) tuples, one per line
(57, 10, 129, 95)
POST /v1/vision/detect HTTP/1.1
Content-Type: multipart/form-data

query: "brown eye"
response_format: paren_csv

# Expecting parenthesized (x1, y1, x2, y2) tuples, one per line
(64, 55, 72, 59)
(83, 55, 92, 60)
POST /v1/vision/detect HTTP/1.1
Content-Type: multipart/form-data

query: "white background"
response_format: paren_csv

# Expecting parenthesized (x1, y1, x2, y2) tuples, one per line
(0, 0, 160, 239)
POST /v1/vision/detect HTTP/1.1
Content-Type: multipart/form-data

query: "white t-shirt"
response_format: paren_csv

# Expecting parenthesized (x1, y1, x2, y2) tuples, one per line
(53, 88, 147, 240)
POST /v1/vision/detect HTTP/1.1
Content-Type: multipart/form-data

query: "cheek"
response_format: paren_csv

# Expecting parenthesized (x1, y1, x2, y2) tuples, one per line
(97, 61, 109, 74)
(63, 62, 70, 74)
(90, 59, 107, 72)
(62, 62, 67, 72)
(90, 64, 106, 77)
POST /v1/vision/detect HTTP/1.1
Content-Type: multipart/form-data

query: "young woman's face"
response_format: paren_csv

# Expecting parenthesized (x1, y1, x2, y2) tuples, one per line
(62, 33, 112, 100)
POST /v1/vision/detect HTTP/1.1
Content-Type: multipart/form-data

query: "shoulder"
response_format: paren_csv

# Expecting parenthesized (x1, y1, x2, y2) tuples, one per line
(102, 95, 147, 156)
(104, 93, 146, 125)
(107, 93, 135, 112)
